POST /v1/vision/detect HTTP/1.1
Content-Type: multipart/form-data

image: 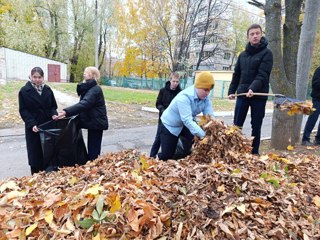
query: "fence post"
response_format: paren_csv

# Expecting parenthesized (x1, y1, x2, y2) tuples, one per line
(221, 80, 225, 99)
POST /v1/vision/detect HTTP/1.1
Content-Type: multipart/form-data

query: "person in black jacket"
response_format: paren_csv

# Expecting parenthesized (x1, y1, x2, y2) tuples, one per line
(19, 67, 58, 174)
(301, 66, 320, 146)
(56, 66, 108, 161)
(228, 24, 273, 155)
(149, 72, 181, 157)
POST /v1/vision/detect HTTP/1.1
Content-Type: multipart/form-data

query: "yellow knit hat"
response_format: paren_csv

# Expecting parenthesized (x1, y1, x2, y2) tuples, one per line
(194, 71, 214, 89)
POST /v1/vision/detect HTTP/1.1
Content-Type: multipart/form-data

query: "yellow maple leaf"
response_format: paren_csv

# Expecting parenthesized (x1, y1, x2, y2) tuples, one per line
(287, 145, 294, 151)
(69, 176, 78, 186)
(236, 204, 246, 214)
(217, 185, 225, 192)
(140, 155, 149, 170)
(110, 194, 122, 213)
(0, 180, 20, 192)
(92, 233, 101, 240)
(197, 115, 207, 126)
(44, 210, 53, 224)
(222, 205, 236, 216)
(7, 190, 26, 199)
(26, 223, 38, 236)
(131, 170, 143, 182)
(85, 184, 104, 196)
(313, 195, 320, 208)
(226, 125, 238, 135)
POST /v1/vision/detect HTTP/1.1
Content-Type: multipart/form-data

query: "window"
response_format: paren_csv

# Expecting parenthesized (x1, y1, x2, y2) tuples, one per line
(208, 36, 215, 43)
(224, 52, 231, 60)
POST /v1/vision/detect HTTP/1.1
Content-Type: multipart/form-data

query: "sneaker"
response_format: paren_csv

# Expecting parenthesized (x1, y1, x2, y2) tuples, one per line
(301, 140, 314, 146)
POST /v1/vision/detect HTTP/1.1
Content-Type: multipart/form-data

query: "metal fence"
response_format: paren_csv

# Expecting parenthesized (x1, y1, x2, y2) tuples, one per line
(101, 76, 231, 99)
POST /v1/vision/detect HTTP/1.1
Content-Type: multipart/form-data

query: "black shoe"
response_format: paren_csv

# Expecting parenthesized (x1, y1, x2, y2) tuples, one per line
(301, 140, 313, 146)
(314, 140, 320, 146)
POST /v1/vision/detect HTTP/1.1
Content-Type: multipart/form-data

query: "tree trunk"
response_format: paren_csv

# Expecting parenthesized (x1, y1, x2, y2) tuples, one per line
(265, 0, 295, 96)
(283, 0, 303, 87)
(264, 0, 297, 148)
(294, 0, 320, 141)
(271, 110, 304, 148)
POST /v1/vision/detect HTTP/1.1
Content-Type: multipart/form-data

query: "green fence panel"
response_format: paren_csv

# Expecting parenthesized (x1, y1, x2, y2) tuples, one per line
(102, 76, 235, 98)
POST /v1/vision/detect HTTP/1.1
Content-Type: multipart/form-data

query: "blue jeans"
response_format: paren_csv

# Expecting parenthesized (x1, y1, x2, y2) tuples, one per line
(158, 124, 193, 160)
(302, 98, 320, 142)
(234, 97, 267, 154)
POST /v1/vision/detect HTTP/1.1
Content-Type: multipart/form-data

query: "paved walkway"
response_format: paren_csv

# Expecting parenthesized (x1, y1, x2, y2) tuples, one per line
(0, 88, 314, 180)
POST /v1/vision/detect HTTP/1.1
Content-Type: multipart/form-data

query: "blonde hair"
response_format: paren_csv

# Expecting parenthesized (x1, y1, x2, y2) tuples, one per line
(170, 72, 180, 80)
(85, 66, 100, 80)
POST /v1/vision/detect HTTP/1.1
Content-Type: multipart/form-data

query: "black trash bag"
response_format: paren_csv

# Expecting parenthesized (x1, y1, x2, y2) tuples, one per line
(38, 116, 88, 172)
(173, 135, 192, 160)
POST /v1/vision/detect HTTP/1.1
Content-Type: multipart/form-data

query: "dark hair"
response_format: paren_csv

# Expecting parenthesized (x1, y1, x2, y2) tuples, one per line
(30, 67, 44, 77)
(247, 24, 262, 36)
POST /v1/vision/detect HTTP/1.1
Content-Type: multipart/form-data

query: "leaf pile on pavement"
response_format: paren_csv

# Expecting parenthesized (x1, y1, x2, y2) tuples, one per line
(1, 149, 320, 238)
(191, 116, 252, 163)
(279, 100, 315, 116)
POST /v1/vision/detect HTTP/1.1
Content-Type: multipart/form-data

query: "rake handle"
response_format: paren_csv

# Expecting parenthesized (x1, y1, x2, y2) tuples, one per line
(234, 93, 285, 98)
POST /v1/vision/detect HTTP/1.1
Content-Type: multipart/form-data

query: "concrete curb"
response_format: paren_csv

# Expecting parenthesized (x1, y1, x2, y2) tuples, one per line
(141, 106, 273, 117)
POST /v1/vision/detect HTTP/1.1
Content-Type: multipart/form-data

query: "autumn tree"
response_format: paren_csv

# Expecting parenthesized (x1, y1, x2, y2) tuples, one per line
(296, 0, 320, 101)
(0, 0, 48, 55)
(114, 0, 169, 78)
(68, 0, 95, 82)
(228, 3, 258, 69)
(0, 0, 12, 45)
(32, 0, 69, 61)
(249, 0, 320, 149)
(193, 0, 230, 70)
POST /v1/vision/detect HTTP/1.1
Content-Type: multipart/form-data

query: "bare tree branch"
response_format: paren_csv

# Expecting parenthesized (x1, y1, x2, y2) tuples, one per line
(248, 0, 265, 10)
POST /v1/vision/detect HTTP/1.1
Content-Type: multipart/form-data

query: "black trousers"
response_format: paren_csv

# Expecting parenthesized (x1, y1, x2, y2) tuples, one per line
(302, 98, 320, 142)
(87, 129, 103, 161)
(234, 97, 267, 154)
(158, 124, 193, 160)
(150, 123, 161, 157)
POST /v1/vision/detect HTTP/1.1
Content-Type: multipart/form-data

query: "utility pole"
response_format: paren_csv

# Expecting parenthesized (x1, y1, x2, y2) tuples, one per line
(95, 0, 99, 68)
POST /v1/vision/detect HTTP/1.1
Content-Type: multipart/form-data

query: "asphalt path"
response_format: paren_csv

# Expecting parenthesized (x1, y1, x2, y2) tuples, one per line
(0, 112, 313, 180)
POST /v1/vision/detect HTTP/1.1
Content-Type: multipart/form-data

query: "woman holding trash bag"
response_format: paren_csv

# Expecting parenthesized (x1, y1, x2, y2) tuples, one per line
(56, 66, 108, 161)
(19, 67, 58, 174)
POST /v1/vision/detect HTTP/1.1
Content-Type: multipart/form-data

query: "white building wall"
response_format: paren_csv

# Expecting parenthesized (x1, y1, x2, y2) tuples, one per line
(0, 47, 67, 82)
(0, 48, 6, 84)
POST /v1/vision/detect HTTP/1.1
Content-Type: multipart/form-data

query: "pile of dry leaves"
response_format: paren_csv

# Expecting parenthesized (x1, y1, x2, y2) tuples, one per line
(278, 100, 315, 116)
(0, 120, 319, 239)
(192, 116, 252, 163)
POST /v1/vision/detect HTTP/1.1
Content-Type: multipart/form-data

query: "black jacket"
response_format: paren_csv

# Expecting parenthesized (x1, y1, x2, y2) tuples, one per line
(19, 81, 58, 129)
(156, 81, 181, 117)
(311, 66, 320, 100)
(228, 37, 273, 99)
(64, 80, 108, 130)
(19, 81, 58, 167)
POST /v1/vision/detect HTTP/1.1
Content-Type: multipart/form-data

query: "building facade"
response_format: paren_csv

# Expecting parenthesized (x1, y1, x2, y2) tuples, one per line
(0, 47, 67, 84)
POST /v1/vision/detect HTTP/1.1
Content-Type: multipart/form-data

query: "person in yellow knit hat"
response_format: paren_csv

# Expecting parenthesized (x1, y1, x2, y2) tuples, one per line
(157, 71, 215, 160)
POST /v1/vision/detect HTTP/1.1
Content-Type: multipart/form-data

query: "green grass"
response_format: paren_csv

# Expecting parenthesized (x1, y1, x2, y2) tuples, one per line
(0, 81, 25, 102)
(1, 81, 273, 113)
(50, 82, 238, 110)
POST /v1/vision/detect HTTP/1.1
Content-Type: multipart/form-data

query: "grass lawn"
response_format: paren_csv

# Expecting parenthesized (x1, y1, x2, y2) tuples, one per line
(0, 81, 272, 112)
(49, 82, 241, 111)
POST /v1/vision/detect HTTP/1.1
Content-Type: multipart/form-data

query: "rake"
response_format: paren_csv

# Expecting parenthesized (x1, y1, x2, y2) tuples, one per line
(234, 92, 315, 115)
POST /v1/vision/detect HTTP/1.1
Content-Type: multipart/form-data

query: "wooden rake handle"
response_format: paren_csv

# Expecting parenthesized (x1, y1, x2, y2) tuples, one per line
(234, 93, 285, 98)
